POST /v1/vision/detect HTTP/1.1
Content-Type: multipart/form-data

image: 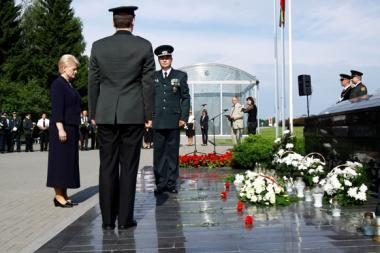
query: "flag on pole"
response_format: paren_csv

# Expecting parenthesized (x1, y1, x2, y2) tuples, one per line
(279, 0, 285, 27)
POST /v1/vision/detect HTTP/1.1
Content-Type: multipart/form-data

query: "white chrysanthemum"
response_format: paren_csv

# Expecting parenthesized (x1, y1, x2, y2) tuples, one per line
(312, 176, 319, 184)
(316, 165, 324, 173)
(347, 187, 358, 198)
(250, 195, 258, 202)
(275, 138, 281, 144)
(286, 143, 294, 149)
(277, 149, 285, 157)
(356, 191, 366, 201)
(344, 180, 352, 186)
(359, 184, 368, 192)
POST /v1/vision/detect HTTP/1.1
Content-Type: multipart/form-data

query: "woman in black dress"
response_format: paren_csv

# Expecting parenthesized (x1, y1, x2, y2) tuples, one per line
(185, 111, 195, 145)
(200, 109, 209, 145)
(242, 97, 257, 135)
(47, 54, 81, 208)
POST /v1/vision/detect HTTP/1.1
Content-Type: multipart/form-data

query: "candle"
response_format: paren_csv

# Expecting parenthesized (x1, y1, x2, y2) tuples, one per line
(220, 191, 227, 199)
(224, 182, 230, 190)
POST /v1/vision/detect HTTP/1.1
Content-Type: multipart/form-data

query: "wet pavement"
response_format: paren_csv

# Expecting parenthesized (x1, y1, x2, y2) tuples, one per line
(37, 167, 380, 253)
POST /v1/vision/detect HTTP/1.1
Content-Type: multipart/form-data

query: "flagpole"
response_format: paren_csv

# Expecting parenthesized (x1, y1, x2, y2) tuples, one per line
(281, 19, 286, 134)
(288, 0, 294, 134)
(273, 0, 279, 138)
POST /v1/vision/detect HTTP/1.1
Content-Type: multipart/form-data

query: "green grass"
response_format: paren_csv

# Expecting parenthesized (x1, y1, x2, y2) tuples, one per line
(215, 127, 305, 154)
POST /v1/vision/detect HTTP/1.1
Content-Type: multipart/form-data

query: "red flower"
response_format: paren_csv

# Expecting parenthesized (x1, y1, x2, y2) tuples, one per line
(224, 182, 230, 190)
(245, 215, 253, 225)
(236, 201, 244, 212)
(220, 191, 227, 199)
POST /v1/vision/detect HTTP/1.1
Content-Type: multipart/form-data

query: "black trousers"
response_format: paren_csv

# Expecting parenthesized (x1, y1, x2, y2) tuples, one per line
(247, 121, 257, 135)
(201, 127, 208, 144)
(25, 132, 33, 151)
(153, 129, 180, 190)
(39, 130, 49, 151)
(97, 124, 144, 226)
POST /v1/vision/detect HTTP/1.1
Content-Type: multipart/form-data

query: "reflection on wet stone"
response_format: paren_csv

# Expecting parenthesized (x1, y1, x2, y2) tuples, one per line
(37, 167, 380, 252)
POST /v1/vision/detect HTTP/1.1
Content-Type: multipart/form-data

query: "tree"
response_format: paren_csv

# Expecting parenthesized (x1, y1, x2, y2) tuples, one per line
(3, 0, 88, 110)
(0, 0, 22, 75)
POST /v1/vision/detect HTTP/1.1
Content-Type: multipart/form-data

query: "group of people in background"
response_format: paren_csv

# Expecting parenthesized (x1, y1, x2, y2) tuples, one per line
(0, 110, 98, 154)
(338, 70, 368, 103)
(0, 111, 49, 153)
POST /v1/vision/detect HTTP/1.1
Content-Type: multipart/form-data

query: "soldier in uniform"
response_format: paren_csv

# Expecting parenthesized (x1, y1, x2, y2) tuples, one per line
(338, 73, 352, 103)
(88, 6, 155, 230)
(23, 113, 34, 152)
(349, 70, 368, 99)
(153, 45, 190, 195)
(9, 112, 22, 152)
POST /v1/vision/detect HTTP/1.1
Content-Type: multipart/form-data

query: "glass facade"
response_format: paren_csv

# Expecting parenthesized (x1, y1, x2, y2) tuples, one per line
(180, 63, 258, 135)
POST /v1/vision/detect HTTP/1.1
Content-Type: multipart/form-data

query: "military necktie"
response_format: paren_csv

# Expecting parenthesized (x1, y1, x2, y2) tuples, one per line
(164, 72, 167, 79)
(43, 119, 45, 127)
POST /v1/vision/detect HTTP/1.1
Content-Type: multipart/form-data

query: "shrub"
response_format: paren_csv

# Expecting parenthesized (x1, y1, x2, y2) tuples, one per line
(231, 135, 273, 170)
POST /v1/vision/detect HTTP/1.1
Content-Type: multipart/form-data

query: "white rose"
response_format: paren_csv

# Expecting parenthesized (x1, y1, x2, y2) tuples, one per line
(359, 184, 368, 192)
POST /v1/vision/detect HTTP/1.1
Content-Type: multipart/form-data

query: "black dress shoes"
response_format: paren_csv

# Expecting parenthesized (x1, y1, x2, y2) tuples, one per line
(67, 199, 78, 206)
(53, 198, 73, 208)
(167, 187, 178, 194)
(102, 224, 115, 230)
(118, 220, 137, 230)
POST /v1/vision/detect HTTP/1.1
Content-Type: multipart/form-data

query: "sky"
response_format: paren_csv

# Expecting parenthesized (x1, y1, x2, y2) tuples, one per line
(19, 0, 380, 119)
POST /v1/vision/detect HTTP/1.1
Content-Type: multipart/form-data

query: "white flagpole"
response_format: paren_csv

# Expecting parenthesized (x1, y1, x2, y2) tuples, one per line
(288, 0, 294, 133)
(281, 18, 286, 134)
(273, 0, 279, 138)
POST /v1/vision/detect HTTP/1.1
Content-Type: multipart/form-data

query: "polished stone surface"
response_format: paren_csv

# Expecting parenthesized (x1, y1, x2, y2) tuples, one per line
(37, 167, 380, 252)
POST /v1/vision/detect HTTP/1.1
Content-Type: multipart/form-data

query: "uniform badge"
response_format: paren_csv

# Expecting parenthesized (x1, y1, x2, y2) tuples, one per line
(361, 86, 366, 92)
(171, 78, 180, 93)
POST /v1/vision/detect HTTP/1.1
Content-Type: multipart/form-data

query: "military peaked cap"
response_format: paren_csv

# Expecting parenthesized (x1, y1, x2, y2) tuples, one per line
(109, 6, 138, 16)
(350, 70, 363, 78)
(154, 45, 174, 57)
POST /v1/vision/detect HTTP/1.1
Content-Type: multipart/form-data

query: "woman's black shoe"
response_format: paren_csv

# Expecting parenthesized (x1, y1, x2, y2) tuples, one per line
(67, 199, 78, 206)
(54, 198, 73, 208)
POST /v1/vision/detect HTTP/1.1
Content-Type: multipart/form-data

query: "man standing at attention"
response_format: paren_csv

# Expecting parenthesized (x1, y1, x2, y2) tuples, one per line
(349, 70, 368, 100)
(229, 96, 244, 145)
(153, 45, 190, 195)
(88, 6, 155, 231)
(337, 73, 352, 103)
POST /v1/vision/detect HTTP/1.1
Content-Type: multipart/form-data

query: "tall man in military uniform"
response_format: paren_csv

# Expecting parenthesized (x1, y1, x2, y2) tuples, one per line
(349, 70, 368, 99)
(153, 45, 190, 195)
(338, 73, 352, 103)
(88, 6, 155, 230)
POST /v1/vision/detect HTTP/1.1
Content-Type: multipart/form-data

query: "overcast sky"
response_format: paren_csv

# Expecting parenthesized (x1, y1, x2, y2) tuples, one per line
(19, 0, 380, 118)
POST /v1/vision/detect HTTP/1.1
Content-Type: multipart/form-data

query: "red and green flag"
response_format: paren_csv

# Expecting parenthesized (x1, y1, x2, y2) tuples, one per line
(279, 0, 285, 27)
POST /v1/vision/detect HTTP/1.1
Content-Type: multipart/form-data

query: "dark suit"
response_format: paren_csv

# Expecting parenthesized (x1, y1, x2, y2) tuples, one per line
(88, 30, 155, 227)
(9, 117, 22, 152)
(200, 115, 209, 145)
(23, 117, 34, 152)
(47, 76, 81, 188)
(153, 69, 190, 191)
(0, 116, 8, 153)
(349, 82, 368, 99)
(339, 86, 352, 103)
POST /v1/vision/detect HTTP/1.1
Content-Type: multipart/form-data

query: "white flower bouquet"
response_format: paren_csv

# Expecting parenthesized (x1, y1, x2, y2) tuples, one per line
(319, 161, 368, 205)
(234, 170, 294, 206)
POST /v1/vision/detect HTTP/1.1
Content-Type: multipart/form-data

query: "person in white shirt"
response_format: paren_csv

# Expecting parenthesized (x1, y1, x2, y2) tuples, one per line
(37, 113, 50, 151)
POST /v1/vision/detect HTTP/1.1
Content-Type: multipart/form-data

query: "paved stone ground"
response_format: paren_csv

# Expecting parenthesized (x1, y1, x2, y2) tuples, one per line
(0, 137, 230, 253)
(36, 167, 380, 253)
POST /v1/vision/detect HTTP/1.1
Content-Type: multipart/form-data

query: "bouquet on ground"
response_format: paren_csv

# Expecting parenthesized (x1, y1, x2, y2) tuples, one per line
(234, 170, 294, 206)
(300, 154, 326, 187)
(319, 161, 368, 206)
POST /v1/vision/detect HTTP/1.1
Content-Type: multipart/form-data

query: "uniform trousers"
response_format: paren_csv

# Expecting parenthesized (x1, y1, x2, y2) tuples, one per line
(97, 124, 144, 226)
(153, 129, 180, 190)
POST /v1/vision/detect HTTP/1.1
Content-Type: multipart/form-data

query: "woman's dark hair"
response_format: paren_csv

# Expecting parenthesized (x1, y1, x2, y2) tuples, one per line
(246, 96, 255, 104)
(202, 109, 208, 115)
